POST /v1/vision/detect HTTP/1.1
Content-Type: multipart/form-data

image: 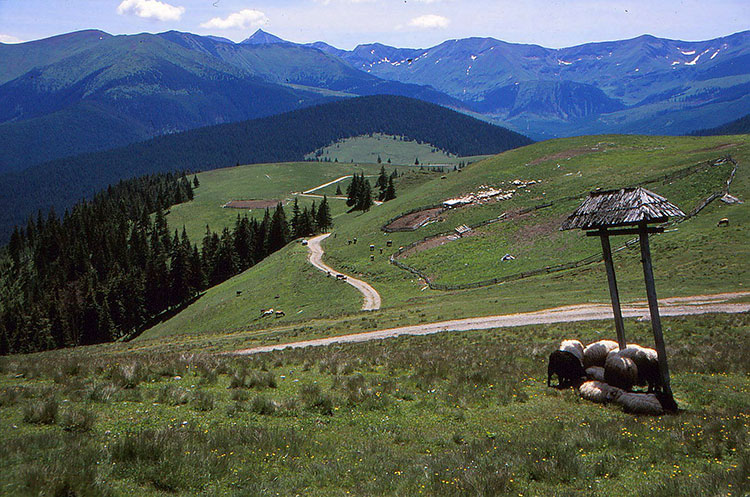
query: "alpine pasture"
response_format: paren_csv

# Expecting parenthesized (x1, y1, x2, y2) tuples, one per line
(1, 134, 749, 496)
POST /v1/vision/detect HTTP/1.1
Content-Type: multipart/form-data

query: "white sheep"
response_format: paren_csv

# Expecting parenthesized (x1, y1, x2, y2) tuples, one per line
(559, 339, 584, 364)
(619, 344, 661, 392)
(585, 366, 605, 382)
(604, 351, 638, 391)
(579, 380, 622, 404)
(612, 391, 664, 415)
(583, 339, 619, 368)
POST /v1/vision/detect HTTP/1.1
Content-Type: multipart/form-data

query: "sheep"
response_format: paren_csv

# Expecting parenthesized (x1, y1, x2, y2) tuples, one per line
(618, 345, 662, 393)
(612, 391, 664, 415)
(559, 339, 584, 364)
(585, 366, 605, 382)
(583, 339, 619, 368)
(579, 380, 622, 404)
(547, 350, 586, 388)
(604, 351, 638, 391)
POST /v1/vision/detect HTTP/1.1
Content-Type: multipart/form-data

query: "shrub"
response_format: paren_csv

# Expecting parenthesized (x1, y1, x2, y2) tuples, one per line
(87, 382, 120, 403)
(300, 384, 334, 415)
(191, 390, 215, 412)
(60, 408, 96, 433)
(249, 395, 278, 415)
(23, 398, 58, 425)
(158, 385, 191, 406)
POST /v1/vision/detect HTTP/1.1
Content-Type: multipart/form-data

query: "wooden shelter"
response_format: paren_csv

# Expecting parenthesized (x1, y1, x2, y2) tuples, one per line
(561, 187, 685, 406)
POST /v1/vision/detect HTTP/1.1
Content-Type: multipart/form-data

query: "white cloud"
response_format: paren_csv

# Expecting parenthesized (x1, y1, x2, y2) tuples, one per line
(200, 9, 269, 30)
(408, 14, 450, 29)
(0, 34, 24, 44)
(117, 0, 185, 21)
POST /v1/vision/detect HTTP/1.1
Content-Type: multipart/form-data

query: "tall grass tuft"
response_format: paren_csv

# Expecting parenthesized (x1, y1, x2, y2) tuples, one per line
(23, 397, 58, 425)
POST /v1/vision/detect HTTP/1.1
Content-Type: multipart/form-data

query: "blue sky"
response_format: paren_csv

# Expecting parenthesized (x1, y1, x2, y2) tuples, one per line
(0, 0, 747, 49)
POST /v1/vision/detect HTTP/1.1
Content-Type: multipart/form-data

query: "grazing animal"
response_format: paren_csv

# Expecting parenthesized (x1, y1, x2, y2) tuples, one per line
(547, 350, 586, 388)
(560, 339, 584, 364)
(585, 366, 605, 382)
(336, 274, 347, 280)
(611, 390, 677, 415)
(583, 340, 619, 368)
(604, 351, 639, 391)
(618, 345, 662, 392)
(579, 380, 622, 404)
(260, 308, 274, 318)
(717, 218, 729, 227)
(274, 310, 285, 318)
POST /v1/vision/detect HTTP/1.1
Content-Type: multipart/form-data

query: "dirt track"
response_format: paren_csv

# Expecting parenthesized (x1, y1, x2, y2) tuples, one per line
(232, 292, 750, 355)
(307, 233, 382, 311)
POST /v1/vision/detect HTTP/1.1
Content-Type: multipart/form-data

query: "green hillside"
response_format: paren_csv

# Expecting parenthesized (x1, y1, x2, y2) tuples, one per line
(3, 133, 749, 497)
(139, 134, 750, 349)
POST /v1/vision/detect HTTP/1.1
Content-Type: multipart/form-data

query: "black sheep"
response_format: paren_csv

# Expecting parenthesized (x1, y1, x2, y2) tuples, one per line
(547, 350, 586, 388)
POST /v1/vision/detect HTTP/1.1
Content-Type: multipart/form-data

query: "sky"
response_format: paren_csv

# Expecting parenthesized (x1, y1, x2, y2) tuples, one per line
(0, 0, 747, 49)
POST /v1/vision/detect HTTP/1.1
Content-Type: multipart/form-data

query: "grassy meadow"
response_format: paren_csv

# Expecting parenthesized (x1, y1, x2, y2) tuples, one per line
(1, 313, 748, 496)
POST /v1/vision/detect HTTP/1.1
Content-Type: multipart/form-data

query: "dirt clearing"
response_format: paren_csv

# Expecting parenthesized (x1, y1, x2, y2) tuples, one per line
(385, 207, 444, 231)
(223, 200, 279, 209)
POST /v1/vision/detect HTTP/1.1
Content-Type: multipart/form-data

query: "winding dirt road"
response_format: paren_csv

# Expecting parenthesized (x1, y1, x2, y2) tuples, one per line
(233, 292, 750, 355)
(307, 233, 382, 311)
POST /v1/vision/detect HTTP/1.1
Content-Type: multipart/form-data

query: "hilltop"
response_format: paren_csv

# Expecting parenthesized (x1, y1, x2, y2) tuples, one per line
(0, 95, 530, 242)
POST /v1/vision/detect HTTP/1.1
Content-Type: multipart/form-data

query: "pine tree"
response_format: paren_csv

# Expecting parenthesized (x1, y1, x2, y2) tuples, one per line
(193, 175, 200, 188)
(335, 184, 342, 196)
(267, 203, 290, 253)
(346, 174, 359, 207)
(355, 174, 374, 212)
(384, 177, 397, 201)
(316, 195, 333, 231)
(291, 197, 301, 239)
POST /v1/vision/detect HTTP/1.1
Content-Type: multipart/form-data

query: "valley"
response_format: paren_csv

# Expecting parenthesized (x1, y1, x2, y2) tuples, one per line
(0, 16, 749, 495)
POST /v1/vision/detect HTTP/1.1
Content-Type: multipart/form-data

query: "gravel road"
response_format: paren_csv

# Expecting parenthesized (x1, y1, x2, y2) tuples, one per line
(307, 233, 382, 311)
(232, 292, 750, 355)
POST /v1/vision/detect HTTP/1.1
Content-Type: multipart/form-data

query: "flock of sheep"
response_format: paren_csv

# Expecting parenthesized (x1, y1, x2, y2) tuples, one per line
(548, 339, 677, 415)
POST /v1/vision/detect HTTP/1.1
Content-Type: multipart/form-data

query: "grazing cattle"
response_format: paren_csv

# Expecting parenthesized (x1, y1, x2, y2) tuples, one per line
(717, 218, 729, 227)
(260, 308, 274, 318)
(275, 310, 285, 318)
(236, 290, 242, 296)
(336, 274, 347, 280)
(370, 244, 375, 251)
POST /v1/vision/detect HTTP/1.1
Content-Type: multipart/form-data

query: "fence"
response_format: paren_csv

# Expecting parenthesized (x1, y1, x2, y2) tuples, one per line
(388, 155, 737, 291)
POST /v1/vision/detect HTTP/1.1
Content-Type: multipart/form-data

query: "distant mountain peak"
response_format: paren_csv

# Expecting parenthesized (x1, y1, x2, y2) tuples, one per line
(241, 29, 286, 45)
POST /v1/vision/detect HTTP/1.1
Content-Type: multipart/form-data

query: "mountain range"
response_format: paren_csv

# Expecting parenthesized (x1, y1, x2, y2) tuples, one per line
(0, 28, 748, 173)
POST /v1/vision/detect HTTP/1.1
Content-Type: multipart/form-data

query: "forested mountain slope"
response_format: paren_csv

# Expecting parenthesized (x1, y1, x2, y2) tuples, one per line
(0, 95, 531, 242)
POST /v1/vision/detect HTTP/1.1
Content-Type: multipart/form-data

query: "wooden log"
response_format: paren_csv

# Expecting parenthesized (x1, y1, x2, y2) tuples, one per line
(599, 231, 627, 350)
(638, 222, 675, 405)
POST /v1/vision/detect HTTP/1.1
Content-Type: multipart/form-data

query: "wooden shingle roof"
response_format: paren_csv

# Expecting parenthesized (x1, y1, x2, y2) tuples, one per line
(561, 187, 685, 230)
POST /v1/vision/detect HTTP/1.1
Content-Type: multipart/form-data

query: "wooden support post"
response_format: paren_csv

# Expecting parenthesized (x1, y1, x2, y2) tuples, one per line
(638, 222, 675, 405)
(599, 230, 627, 350)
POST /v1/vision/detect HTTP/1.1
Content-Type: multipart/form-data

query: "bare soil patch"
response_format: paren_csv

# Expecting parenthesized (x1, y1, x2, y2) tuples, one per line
(224, 200, 279, 209)
(385, 207, 444, 231)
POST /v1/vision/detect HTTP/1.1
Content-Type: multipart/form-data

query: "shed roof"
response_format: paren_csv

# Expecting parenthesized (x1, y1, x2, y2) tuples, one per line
(560, 187, 685, 230)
